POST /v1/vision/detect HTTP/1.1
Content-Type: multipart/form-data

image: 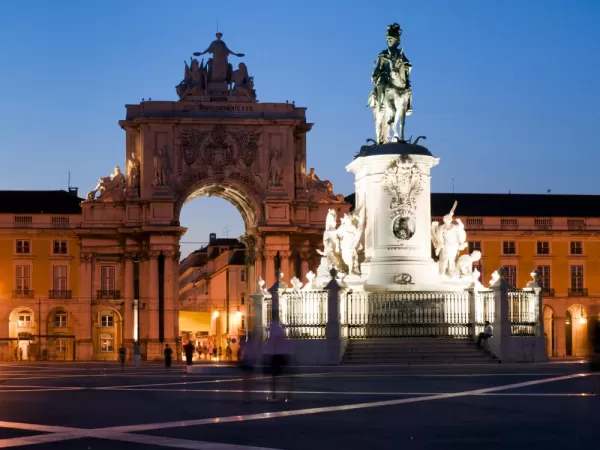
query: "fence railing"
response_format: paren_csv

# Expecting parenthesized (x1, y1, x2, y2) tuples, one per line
(343, 291, 471, 338)
(255, 280, 540, 341)
(509, 289, 538, 336)
(263, 290, 328, 339)
(474, 290, 495, 335)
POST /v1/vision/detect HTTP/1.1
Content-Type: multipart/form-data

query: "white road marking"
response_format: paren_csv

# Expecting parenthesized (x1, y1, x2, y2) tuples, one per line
(0, 372, 591, 449)
(102, 373, 592, 434)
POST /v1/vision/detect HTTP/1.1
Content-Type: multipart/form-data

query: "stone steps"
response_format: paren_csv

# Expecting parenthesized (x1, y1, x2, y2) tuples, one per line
(342, 338, 497, 365)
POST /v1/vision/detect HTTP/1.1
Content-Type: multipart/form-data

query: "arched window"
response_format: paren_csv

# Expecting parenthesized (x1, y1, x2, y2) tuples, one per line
(54, 310, 67, 328)
(100, 311, 114, 328)
(100, 333, 114, 352)
(18, 310, 32, 327)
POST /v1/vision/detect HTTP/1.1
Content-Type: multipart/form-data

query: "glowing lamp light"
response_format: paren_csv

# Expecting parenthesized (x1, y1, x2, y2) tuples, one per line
(237, 311, 243, 319)
(212, 311, 220, 319)
(579, 316, 587, 325)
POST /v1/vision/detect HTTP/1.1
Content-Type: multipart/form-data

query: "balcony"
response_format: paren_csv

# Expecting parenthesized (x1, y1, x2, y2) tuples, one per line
(541, 288, 555, 297)
(49, 290, 72, 299)
(568, 288, 588, 297)
(97, 290, 120, 300)
(13, 290, 34, 299)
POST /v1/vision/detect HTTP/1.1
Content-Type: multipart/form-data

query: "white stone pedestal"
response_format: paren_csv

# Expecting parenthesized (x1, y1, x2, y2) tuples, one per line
(346, 143, 440, 291)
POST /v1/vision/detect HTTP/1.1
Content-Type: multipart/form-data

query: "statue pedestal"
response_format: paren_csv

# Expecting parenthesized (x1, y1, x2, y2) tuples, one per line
(346, 142, 441, 291)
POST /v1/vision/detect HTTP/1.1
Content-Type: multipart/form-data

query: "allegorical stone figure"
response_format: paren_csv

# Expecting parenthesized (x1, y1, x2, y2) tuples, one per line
(126, 152, 141, 194)
(368, 23, 413, 144)
(431, 201, 468, 278)
(154, 148, 170, 187)
(194, 32, 245, 84)
(87, 166, 126, 202)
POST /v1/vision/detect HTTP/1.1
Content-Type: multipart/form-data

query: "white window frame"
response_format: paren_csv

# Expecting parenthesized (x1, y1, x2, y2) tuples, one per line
(16, 239, 31, 254)
(503, 265, 517, 288)
(18, 311, 32, 328)
(502, 241, 516, 255)
(52, 240, 68, 255)
(536, 265, 551, 289)
(16, 265, 31, 291)
(100, 311, 114, 328)
(55, 338, 67, 352)
(100, 333, 114, 353)
(100, 266, 116, 292)
(570, 265, 584, 291)
(570, 241, 583, 255)
(536, 241, 550, 255)
(53, 265, 68, 291)
(54, 311, 67, 328)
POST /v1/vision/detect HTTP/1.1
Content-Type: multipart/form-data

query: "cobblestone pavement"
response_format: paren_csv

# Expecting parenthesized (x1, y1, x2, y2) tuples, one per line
(0, 360, 598, 449)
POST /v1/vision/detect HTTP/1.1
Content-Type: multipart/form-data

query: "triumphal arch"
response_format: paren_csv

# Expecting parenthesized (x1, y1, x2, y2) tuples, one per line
(76, 32, 348, 360)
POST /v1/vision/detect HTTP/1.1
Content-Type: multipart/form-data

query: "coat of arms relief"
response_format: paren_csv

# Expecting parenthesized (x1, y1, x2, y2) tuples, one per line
(381, 155, 425, 241)
(177, 125, 261, 192)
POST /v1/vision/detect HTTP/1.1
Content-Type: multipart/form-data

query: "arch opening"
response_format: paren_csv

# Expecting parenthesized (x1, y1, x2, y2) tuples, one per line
(566, 305, 588, 357)
(177, 184, 255, 363)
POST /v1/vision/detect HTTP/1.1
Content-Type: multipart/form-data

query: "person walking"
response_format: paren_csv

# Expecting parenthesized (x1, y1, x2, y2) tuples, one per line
(118, 344, 126, 372)
(164, 344, 173, 370)
(184, 341, 195, 366)
(265, 321, 292, 402)
(240, 332, 261, 403)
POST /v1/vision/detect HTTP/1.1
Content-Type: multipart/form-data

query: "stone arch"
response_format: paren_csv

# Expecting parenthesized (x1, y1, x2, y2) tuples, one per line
(542, 305, 556, 357)
(92, 308, 123, 360)
(566, 304, 588, 357)
(174, 177, 263, 229)
(8, 307, 35, 361)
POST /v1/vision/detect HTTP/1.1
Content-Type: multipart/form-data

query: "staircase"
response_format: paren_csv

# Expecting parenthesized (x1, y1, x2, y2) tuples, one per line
(342, 338, 498, 365)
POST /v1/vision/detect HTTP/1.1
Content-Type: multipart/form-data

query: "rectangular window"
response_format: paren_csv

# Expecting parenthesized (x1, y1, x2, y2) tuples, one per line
(537, 265, 551, 289)
(53, 266, 68, 291)
(503, 265, 517, 288)
(52, 240, 68, 255)
(502, 241, 516, 255)
(55, 338, 67, 352)
(241, 293, 245, 305)
(240, 270, 246, 282)
(101, 314, 114, 328)
(468, 241, 482, 254)
(16, 240, 31, 254)
(18, 313, 32, 328)
(100, 266, 116, 291)
(55, 312, 67, 328)
(16, 265, 31, 291)
(536, 241, 550, 255)
(570, 241, 583, 255)
(571, 265, 584, 291)
(100, 334, 114, 352)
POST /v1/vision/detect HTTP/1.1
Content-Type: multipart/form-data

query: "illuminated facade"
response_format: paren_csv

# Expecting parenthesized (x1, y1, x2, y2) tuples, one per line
(178, 234, 250, 357)
(0, 190, 84, 361)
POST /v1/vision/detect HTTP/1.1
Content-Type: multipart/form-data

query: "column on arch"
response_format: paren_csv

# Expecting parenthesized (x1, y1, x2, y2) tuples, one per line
(162, 250, 177, 344)
(147, 251, 160, 352)
(122, 254, 134, 343)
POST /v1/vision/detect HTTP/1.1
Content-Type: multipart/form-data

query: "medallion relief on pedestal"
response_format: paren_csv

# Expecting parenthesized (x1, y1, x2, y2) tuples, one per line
(381, 155, 425, 241)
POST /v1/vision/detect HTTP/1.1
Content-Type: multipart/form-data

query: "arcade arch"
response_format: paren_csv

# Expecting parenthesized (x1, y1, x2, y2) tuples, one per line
(8, 307, 35, 361)
(566, 304, 588, 357)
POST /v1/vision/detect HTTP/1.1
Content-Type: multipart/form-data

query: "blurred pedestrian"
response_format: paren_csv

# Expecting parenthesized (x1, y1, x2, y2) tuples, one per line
(118, 344, 126, 372)
(240, 332, 261, 403)
(184, 341, 194, 366)
(265, 321, 293, 402)
(164, 344, 173, 369)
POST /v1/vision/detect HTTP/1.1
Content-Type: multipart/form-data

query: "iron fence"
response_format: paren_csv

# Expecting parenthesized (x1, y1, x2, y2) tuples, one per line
(474, 290, 495, 335)
(509, 289, 538, 336)
(344, 291, 471, 338)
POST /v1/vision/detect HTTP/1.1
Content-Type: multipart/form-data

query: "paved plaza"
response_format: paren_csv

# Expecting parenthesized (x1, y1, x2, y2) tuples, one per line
(0, 360, 598, 449)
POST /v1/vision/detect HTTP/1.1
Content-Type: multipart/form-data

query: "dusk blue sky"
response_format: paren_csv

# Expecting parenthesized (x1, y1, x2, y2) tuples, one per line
(1, 1, 599, 256)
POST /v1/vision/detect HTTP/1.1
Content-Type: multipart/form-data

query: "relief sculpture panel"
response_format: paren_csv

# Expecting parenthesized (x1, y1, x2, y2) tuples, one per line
(176, 125, 262, 194)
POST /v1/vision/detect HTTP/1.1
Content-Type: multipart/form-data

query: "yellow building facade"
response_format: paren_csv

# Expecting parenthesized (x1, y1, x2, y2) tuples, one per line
(431, 192, 600, 358)
(0, 190, 83, 361)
